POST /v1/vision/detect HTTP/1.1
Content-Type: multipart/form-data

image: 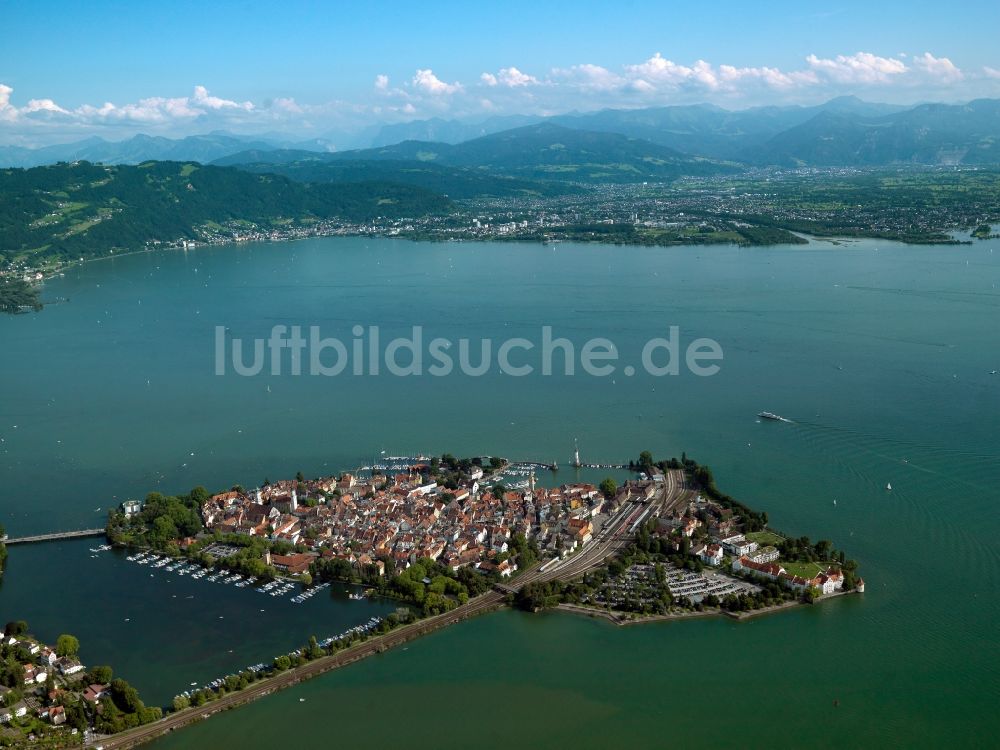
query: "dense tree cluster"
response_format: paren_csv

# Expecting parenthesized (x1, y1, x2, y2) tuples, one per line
(107, 488, 207, 552)
(0, 278, 42, 314)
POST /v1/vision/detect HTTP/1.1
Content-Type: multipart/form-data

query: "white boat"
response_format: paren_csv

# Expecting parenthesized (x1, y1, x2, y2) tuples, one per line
(758, 411, 793, 423)
(886, 483, 892, 491)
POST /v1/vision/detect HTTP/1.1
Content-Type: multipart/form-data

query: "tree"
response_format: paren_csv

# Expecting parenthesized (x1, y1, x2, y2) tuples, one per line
(56, 634, 80, 657)
(89, 665, 113, 684)
(189, 486, 210, 506)
(273, 655, 291, 671)
(300, 572, 313, 587)
(599, 477, 617, 499)
(110, 678, 142, 714)
(150, 515, 179, 545)
(307, 635, 322, 660)
(3, 621, 27, 637)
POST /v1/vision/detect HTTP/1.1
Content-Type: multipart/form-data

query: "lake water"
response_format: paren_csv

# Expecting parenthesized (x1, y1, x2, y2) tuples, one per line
(1, 236, 998, 746)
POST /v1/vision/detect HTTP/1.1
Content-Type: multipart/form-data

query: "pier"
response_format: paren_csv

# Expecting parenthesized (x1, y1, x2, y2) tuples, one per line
(512, 460, 629, 471)
(3, 528, 106, 545)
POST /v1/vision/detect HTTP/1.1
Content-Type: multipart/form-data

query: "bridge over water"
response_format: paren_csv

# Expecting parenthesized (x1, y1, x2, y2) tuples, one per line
(3, 528, 106, 545)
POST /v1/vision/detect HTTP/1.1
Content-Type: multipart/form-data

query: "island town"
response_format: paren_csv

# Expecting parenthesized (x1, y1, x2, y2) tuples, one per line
(2, 452, 861, 747)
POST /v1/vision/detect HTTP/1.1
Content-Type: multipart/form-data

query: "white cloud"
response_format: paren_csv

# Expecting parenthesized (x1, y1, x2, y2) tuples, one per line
(552, 63, 624, 92)
(271, 97, 303, 114)
(22, 98, 69, 114)
(0, 84, 16, 122)
(626, 54, 718, 88)
(911, 52, 963, 82)
(0, 49, 992, 147)
(805, 52, 908, 84)
(628, 79, 656, 94)
(481, 66, 538, 88)
(411, 69, 462, 95)
(192, 85, 253, 111)
(718, 64, 816, 89)
(620, 54, 819, 93)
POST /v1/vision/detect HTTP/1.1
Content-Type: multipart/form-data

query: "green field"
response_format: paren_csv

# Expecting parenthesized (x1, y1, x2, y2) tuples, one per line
(746, 530, 784, 546)
(779, 561, 827, 579)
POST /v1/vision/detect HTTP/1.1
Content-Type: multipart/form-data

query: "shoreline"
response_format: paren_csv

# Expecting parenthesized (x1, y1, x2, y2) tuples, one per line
(8, 220, 979, 297)
(555, 588, 860, 626)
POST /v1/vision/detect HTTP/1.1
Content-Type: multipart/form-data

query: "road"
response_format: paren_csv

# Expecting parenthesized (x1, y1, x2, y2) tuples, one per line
(90, 470, 692, 748)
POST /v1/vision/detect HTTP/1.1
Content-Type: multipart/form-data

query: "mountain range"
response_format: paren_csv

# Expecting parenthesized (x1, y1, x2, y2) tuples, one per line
(0, 132, 332, 169)
(3, 97, 1000, 176)
(217, 123, 736, 186)
(352, 96, 1000, 167)
(212, 153, 581, 198)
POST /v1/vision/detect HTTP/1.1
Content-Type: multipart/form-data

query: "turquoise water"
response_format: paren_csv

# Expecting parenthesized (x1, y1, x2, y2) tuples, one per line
(1, 236, 998, 746)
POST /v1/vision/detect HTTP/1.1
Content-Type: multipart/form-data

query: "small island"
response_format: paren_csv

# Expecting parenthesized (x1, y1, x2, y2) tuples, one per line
(106, 450, 862, 625)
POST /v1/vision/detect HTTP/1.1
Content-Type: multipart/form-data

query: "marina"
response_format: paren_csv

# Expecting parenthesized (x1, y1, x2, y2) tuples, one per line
(119, 551, 351, 605)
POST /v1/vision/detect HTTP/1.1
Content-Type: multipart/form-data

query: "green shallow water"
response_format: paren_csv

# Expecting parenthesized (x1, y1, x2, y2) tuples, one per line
(1, 236, 998, 746)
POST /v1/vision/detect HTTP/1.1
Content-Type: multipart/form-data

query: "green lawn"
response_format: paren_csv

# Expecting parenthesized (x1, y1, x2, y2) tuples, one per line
(746, 530, 785, 546)
(779, 561, 826, 579)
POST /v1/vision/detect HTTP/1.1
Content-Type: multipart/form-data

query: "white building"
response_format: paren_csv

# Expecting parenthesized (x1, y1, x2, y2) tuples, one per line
(700, 543, 724, 566)
(749, 546, 779, 564)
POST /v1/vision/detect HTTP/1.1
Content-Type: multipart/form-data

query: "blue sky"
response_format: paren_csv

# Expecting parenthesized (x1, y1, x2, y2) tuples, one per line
(2, 0, 999, 146)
